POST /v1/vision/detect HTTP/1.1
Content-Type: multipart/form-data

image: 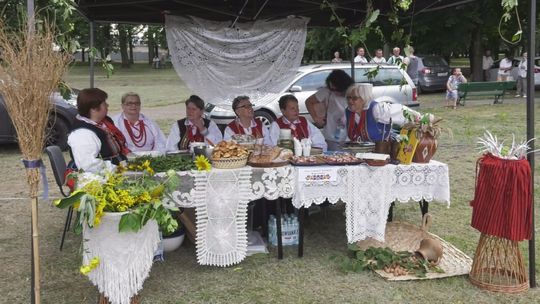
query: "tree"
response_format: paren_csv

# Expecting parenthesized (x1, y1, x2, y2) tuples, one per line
(117, 24, 130, 68)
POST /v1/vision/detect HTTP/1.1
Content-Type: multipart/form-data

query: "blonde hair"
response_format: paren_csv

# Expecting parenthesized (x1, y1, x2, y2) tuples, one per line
(346, 83, 374, 103)
(121, 92, 141, 104)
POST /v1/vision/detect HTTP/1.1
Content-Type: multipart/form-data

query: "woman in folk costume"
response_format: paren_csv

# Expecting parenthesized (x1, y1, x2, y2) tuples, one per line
(68, 88, 129, 173)
(223, 95, 272, 145)
(342, 83, 420, 143)
(166, 95, 222, 152)
(269, 94, 327, 151)
(112, 92, 167, 154)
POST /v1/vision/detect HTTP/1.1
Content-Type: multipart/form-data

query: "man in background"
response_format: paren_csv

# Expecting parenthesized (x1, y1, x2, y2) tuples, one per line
(387, 47, 404, 65)
(482, 50, 494, 81)
(354, 47, 368, 64)
(515, 52, 527, 98)
(370, 49, 386, 64)
(403, 46, 419, 86)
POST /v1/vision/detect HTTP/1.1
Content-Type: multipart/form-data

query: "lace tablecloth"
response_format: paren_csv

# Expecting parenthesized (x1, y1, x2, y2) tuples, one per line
(83, 213, 159, 304)
(167, 161, 449, 266)
(294, 161, 450, 243)
(164, 167, 295, 266)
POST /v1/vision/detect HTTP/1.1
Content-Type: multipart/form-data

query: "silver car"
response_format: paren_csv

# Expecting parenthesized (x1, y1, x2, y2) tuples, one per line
(205, 63, 419, 127)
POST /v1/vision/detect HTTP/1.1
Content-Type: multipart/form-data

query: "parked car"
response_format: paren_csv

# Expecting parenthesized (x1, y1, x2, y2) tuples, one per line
(205, 63, 419, 127)
(0, 91, 78, 150)
(415, 55, 451, 93)
(487, 56, 540, 86)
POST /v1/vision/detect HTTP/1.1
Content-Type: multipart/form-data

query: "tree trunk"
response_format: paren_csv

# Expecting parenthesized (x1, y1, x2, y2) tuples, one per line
(148, 37, 155, 65)
(81, 48, 85, 63)
(119, 26, 130, 68)
(129, 38, 134, 64)
(469, 24, 483, 82)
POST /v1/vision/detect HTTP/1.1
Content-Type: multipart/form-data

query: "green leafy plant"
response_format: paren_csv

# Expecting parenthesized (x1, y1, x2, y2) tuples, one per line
(128, 155, 196, 172)
(331, 244, 443, 278)
(54, 167, 180, 235)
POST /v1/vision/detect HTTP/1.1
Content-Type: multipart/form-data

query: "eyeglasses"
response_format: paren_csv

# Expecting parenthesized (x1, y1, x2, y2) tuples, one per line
(235, 103, 254, 110)
(124, 102, 141, 107)
(346, 96, 362, 101)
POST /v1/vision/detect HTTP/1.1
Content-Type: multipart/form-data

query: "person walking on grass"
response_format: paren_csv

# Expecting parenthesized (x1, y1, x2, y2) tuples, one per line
(497, 52, 513, 81)
(445, 68, 467, 109)
(482, 50, 494, 81)
(515, 52, 527, 98)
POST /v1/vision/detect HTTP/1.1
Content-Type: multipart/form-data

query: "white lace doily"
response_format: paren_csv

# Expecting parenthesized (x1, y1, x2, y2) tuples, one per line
(83, 212, 159, 304)
(167, 162, 450, 265)
(193, 168, 252, 267)
(165, 15, 308, 108)
(294, 162, 450, 243)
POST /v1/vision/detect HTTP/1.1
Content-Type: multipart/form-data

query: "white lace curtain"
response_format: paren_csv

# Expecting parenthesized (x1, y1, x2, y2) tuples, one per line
(165, 15, 309, 108)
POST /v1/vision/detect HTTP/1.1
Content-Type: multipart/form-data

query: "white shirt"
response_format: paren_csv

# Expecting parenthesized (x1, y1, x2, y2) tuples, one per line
(165, 119, 223, 152)
(313, 87, 348, 143)
(482, 56, 494, 70)
(112, 113, 167, 154)
(354, 55, 368, 64)
(341, 101, 421, 142)
(387, 55, 404, 65)
(223, 118, 272, 146)
(518, 59, 527, 78)
(370, 57, 386, 64)
(498, 58, 513, 75)
(269, 117, 328, 151)
(67, 115, 117, 173)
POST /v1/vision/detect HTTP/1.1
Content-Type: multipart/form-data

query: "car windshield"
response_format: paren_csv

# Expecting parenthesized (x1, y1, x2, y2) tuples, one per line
(292, 70, 331, 91)
(422, 56, 448, 67)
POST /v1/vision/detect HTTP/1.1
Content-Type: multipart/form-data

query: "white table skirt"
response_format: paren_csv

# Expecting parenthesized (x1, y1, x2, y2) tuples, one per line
(165, 161, 450, 266)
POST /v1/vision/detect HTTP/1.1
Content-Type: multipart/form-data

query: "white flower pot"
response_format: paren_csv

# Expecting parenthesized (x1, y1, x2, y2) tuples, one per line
(162, 229, 185, 252)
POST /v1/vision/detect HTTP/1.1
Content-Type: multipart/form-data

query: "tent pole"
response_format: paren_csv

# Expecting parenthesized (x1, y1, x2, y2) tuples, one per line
(89, 20, 95, 88)
(526, 0, 536, 288)
(350, 45, 355, 82)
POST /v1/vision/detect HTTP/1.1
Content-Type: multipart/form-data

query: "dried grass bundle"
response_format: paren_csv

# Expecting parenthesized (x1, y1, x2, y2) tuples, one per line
(0, 21, 72, 196)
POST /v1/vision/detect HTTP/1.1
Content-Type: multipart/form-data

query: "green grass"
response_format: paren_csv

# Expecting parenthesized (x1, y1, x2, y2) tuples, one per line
(65, 63, 192, 111)
(1, 66, 540, 303)
(449, 57, 470, 67)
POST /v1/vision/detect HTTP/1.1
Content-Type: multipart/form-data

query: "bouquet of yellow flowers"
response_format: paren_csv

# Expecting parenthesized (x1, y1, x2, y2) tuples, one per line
(54, 163, 180, 235)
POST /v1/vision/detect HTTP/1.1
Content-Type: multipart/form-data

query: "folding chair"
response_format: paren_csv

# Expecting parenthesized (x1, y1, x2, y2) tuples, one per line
(45, 145, 72, 251)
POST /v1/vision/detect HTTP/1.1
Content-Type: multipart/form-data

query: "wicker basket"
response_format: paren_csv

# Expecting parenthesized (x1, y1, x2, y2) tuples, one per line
(211, 156, 248, 169)
(469, 234, 529, 293)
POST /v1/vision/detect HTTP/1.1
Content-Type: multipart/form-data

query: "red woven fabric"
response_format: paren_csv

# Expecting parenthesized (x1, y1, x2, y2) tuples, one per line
(470, 153, 532, 241)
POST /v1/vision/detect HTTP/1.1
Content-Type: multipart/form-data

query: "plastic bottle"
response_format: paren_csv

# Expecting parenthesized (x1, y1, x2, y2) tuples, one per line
(268, 215, 276, 246)
(334, 118, 346, 141)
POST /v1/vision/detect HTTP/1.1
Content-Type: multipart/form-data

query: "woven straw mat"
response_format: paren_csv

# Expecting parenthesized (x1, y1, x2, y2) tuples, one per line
(356, 214, 472, 281)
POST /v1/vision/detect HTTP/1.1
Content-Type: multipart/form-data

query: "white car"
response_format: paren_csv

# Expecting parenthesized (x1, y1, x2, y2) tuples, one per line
(488, 56, 540, 86)
(205, 63, 419, 127)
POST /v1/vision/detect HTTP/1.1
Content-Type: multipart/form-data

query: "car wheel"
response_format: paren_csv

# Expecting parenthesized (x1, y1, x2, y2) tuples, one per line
(254, 110, 275, 127)
(45, 117, 69, 151)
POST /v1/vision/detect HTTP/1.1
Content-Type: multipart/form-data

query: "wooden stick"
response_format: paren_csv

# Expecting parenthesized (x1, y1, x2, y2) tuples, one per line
(31, 197, 40, 304)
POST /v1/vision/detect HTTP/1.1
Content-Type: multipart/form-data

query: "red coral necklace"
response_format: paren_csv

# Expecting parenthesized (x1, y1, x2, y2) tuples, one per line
(124, 118, 147, 148)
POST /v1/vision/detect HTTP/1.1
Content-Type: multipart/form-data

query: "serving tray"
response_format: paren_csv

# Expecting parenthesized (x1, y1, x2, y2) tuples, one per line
(247, 160, 289, 168)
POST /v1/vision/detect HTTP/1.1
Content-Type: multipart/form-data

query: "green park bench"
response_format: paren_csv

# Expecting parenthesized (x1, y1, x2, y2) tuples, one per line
(457, 81, 515, 106)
